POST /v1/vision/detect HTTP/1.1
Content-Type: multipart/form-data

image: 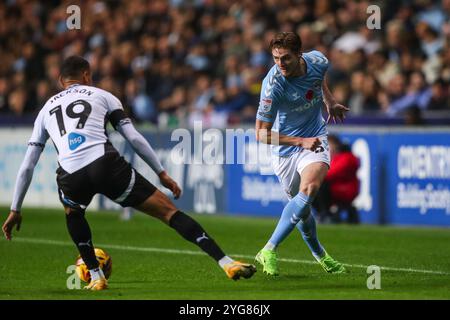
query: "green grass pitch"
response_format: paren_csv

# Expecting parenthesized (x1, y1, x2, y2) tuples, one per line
(0, 207, 449, 300)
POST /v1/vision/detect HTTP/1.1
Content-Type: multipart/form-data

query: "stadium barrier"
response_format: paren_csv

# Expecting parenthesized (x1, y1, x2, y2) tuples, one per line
(0, 126, 449, 227)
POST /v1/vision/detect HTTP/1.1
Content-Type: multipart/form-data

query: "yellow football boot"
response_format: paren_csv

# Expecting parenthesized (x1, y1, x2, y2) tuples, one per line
(224, 261, 257, 280)
(84, 277, 108, 291)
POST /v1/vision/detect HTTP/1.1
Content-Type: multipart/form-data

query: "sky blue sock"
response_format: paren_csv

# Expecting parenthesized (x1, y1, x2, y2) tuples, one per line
(268, 192, 312, 248)
(296, 210, 325, 259)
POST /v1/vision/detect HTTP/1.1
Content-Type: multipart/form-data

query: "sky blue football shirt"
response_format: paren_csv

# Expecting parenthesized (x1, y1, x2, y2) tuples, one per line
(256, 50, 329, 156)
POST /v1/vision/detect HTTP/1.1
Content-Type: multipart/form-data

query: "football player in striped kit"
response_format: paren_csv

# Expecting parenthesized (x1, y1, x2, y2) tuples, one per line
(2, 56, 256, 290)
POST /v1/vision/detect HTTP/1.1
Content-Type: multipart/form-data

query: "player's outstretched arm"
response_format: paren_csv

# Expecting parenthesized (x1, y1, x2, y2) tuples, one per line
(322, 73, 349, 124)
(116, 121, 181, 198)
(3, 145, 43, 240)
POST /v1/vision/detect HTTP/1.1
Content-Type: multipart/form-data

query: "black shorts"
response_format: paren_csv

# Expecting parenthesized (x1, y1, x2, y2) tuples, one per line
(56, 145, 157, 210)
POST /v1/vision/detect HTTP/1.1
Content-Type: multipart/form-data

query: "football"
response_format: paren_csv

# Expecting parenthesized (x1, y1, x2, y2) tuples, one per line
(75, 248, 112, 283)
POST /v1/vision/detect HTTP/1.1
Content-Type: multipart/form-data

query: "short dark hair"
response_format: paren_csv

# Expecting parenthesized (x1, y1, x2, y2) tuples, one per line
(60, 56, 90, 79)
(269, 32, 302, 54)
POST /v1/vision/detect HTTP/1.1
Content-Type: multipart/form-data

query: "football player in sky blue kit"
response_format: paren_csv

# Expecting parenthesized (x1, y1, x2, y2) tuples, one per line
(255, 32, 349, 275)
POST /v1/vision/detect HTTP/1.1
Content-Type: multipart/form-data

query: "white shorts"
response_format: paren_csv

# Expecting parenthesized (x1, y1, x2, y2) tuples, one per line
(272, 136, 330, 200)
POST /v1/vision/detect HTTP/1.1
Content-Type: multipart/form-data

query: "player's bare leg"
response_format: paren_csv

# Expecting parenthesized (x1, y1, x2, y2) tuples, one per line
(299, 162, 329, 198)
(134, 190, 256, 280)
(64, 205, 108, 290)
(134, 189, 177, 223)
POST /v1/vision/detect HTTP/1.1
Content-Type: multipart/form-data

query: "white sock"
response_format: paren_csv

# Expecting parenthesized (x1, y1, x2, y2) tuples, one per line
(263, 242, 276, 251)
(218, 256, 234, 269)
(89, 268, 105, 281)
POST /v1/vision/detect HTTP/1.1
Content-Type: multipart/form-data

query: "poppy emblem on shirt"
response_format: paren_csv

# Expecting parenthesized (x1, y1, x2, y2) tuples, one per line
(305, 89, 314, 101)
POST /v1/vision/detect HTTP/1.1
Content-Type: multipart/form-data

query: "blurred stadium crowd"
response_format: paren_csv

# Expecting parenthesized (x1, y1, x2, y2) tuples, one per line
(0, 0, 449, 127)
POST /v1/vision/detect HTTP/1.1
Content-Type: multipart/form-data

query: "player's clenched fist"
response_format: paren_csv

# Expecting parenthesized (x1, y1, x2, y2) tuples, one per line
(298, 137, 322, 151)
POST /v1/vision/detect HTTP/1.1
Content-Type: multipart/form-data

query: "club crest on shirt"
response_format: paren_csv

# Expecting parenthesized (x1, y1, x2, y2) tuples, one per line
(260, 98, 272, 112)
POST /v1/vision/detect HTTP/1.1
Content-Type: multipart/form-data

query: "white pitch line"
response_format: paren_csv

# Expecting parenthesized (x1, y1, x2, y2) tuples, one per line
(11, 237, 450, 276)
